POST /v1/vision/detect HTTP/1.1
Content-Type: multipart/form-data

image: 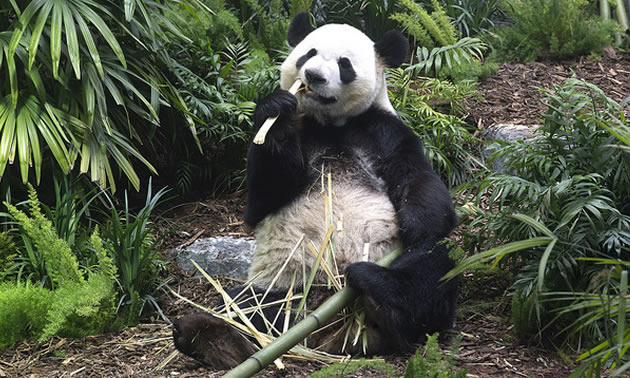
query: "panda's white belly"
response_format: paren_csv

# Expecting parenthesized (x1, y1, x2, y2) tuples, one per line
(248, 149, 401, 288)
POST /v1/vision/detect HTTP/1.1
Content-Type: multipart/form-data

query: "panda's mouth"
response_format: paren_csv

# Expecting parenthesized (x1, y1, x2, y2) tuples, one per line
(298, 84, 337, 105)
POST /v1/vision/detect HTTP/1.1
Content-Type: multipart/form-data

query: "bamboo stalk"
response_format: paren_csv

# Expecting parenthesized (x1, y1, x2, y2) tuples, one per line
(601, 0, 611, 20)
(615, 0, 629, 31)
(223, 248, 403, 378)
(617, 270, 628, 357)
(252, 79, 303, 145)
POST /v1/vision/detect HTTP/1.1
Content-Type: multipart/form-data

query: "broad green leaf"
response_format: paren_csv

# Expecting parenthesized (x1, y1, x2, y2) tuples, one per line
(8, 0, 45, 60)
(124, 0, 136, 21)
(0, 98, 16, 177)
(61, 2, 80, 79)
(50, 0, 63, 79)
(82, 75, 95, 126)
(443, 236, 554, 281)
(536, 238, 558, 292)
(28, 0, 53, 70)
(77, 5, 126, 68)
(74, 9, 104, 79)
(24, 98, 43, 183)
(512, 213, 556, 238)
(37, 110, 71, 173)
(24, 65, 46, 102)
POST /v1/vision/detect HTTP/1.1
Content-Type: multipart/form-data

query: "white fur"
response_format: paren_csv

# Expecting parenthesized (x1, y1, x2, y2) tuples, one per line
(249, 167, 401, 288)
(280, 23, 395, 125)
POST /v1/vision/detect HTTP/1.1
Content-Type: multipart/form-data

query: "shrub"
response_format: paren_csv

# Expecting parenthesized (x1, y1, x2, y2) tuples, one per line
(389, 71, 483, 187)
(100, 181, 169, 324)
(403, 333, 467, 378)
(391, 0, 457, 49)
(491, 0, 618, 62)
(441, 0, 506, 38)
(311, 358, 397, 377)
(0, 282, 53, 348)
(1, 0, 209, 193)
(0, 187, 117, 348)
(457, 78, 630, 351)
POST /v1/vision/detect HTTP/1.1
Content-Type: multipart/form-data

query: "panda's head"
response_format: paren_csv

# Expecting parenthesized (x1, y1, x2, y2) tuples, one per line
(280, 13, 408, 125)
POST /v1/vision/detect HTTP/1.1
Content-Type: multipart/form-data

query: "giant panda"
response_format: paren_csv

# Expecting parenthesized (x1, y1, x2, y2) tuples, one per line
(173, 12, 458, 369)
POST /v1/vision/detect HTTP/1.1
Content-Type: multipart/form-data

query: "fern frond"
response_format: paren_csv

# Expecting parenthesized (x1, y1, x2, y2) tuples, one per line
(5, 186, 83, 288)
(407, 37, 486, 76)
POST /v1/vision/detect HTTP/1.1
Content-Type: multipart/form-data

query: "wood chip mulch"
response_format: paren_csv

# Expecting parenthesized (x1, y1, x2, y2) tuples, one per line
(466, 50, 630, 129)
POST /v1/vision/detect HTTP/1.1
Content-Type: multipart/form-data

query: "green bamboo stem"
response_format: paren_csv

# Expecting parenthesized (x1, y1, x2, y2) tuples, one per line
(223, 248, 402, 378)
(615, 0, 629, 31)
(617, 270, 628, 358)
(601, 0, 611, 20)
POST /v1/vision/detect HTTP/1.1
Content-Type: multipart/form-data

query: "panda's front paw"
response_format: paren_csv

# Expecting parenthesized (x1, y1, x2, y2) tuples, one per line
(344, 262, 384, 293)
(254, 90, 298, 131)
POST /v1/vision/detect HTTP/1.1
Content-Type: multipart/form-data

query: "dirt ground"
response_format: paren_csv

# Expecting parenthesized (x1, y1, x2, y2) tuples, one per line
(1, 51, 629, 377)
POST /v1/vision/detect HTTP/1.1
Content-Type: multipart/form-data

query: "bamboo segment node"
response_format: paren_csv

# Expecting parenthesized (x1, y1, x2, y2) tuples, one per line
(253, 79, 303, 145)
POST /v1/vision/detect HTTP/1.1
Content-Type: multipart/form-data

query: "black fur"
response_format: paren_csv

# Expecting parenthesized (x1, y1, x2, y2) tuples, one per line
(288, 12, 314, 47)
(374, 30, 409, 68)
(296, 48, 317, 68)
(338, 57, 357, 84)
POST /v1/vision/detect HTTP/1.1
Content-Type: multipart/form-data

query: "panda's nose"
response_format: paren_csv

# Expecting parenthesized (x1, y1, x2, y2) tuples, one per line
(305, 69, 327, 86)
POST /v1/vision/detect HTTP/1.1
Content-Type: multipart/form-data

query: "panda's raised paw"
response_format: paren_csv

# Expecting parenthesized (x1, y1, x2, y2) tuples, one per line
(254, 90, 298, 126)
(173, 312, 256, 369)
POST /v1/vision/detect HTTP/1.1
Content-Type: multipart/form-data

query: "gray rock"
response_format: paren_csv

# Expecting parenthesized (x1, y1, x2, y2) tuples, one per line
(173, 236, 256, 279)
(482, 123, 540, 173)
(483, 123, 539, 143)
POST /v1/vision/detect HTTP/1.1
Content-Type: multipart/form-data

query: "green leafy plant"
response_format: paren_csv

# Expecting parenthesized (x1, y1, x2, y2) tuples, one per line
(311, 358, 397, 377)
(491, 0, 618, 62)
(454, 78, 630, 363)
(389, 71, 483, 187)
(408, 37, 487, 77)
(162, 36, 273, 194)
(391, 0, 458, 48)
(389, 0, 487, 77)
(317, 0, 401, 40)
(1, 0, 210, 192)
(0, 186, 117, 348)
(403, 333, 467, 378)
(441, 0, 506, 38)
(239, 0, 290, 53)
(100, 181, 169, 324)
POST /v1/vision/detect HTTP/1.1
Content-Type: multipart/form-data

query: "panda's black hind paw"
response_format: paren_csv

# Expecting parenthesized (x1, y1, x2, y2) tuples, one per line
(173, 312, 256, 370)
(344, 261, 388, 293)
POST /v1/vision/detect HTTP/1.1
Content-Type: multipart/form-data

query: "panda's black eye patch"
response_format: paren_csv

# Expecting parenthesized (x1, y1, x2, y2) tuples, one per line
(296, 48, 317, 68)
(338, 57, 356, 84)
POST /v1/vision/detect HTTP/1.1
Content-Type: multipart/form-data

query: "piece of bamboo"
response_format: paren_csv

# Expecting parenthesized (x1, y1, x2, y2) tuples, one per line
(223, 248, 402, 378)
(252, 79, 303, 145)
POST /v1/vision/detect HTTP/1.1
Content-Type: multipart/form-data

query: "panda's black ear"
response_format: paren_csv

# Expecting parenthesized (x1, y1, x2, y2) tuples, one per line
(374, 31, 409, 68)
(288, 12, 315, 47)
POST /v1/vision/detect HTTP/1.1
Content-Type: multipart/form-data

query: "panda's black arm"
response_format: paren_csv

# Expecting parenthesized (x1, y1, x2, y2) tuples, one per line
(244, 90, 309, 227)
(371, 117, 457, 249)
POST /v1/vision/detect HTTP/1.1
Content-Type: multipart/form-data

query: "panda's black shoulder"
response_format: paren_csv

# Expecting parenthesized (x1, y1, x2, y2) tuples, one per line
(348, 106, 426, 158)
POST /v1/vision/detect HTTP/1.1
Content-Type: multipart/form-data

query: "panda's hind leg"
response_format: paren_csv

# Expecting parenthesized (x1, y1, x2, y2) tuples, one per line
(343, 243, 457, 350)
(173, 311, 256, 369)
(173, 286, 290, 369)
